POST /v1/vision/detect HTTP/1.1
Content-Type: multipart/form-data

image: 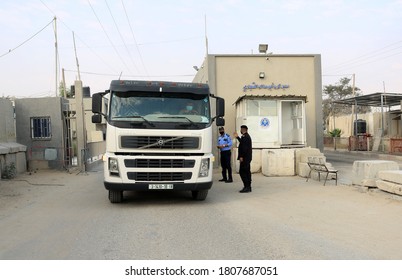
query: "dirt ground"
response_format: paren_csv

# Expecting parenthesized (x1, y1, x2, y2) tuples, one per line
(1, 166, 402, 260)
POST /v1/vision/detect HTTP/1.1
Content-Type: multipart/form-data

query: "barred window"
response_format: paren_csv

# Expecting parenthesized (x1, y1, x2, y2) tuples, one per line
(31, 117, 52, 139)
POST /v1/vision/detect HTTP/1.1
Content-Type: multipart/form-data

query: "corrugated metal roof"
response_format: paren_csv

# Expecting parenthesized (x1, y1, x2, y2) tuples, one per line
(333, 92, 402, 107)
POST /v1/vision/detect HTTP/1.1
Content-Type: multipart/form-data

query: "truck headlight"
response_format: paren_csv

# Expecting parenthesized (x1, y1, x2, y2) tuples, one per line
(199, 158, 210, 177)
(109, 158, 119, 174)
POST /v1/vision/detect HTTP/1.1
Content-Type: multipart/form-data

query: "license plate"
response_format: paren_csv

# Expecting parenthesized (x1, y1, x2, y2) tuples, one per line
(149, 184, 174, 190)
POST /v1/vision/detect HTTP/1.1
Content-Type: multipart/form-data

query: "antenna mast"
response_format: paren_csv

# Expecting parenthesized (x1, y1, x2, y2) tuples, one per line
(205, 14, 209, 56)
(73, 32, 81, 81)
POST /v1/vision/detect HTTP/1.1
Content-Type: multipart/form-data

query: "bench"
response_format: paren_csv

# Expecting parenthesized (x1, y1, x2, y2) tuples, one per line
(306, 156, 338, 186)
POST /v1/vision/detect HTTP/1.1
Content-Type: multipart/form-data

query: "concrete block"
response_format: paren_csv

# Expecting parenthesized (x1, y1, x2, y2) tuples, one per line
(352, 160, 399, 186)
(295, 147, 322, 175)
(376, 180, 402, 196)
(378, 170, 402, 184)
(361, 179, 378, 188)
(261, 149, 295, 176)
(0, 142, 26, 153)
(0, 144, 10, 155)
(298, 162, 311, 178)
(232, 148, 261, 174)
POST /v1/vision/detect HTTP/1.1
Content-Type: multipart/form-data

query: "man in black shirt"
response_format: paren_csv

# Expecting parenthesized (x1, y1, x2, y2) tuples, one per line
(233, 125, 252, 193)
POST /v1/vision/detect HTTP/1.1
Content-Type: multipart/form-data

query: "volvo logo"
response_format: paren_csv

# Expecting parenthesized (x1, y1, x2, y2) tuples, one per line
(157, 139, 165, 146)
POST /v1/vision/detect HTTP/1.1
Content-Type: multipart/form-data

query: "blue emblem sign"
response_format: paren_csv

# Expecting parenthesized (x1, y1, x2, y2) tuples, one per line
(260, 117, 270, 128)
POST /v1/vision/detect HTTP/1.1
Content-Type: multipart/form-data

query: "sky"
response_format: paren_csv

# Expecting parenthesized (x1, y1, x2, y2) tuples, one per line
(1, 0, 402, 98)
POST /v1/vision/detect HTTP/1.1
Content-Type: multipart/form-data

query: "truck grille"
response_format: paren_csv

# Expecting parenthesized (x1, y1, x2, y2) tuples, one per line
(127, 172, 192, 181)
(121, 136, 199, 149)
(124, 159, 195, 168)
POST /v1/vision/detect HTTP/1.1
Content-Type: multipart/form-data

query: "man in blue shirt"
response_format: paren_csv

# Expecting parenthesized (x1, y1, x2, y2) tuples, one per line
(217, 127, 233, 183)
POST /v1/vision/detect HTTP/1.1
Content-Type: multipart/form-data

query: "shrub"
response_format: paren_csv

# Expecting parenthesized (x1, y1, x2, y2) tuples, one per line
(1, 163, 16, 179)
(329, 128, 342, 137)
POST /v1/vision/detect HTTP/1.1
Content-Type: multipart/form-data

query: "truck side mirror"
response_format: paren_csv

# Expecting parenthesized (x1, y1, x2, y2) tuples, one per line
(92, 114, 102, 124)
(216, 97, 225, 117)
(216, 117, 225, 127)
(92, 93, 103, 114)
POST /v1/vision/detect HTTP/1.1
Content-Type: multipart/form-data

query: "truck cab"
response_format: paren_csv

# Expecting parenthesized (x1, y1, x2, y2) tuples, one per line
(92, 80, 224, 203)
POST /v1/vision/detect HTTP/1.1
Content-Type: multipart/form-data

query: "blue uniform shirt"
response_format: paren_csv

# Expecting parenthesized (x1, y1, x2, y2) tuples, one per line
(218, 133, 233, 152)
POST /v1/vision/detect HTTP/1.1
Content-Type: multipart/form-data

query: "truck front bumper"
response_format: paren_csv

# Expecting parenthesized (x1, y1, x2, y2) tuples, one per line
(104, 181, 213, 192)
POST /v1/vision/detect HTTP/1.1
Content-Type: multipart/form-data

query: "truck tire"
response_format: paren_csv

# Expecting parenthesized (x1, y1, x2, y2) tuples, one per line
(109, 190, 123, 203)
(192, 190, 208, 201)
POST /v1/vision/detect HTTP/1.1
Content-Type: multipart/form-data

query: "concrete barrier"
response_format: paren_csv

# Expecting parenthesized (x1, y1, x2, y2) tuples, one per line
(352, 160, 399, 187)
(231, 148, 261, 174)
(376, 170, 402, 196)
(378, 170, 402, 184)
(261, 149, 295, 176)
(0, 142, 27, 175)
(376, 180, 402, 196)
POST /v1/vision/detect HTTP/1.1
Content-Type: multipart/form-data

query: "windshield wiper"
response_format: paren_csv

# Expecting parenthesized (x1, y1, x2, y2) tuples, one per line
(158, 116, 199, 128)
(113, 115, 155, 127)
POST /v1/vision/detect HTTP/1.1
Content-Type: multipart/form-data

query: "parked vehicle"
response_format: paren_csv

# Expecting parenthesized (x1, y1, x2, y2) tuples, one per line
(92, 80, 225, 203)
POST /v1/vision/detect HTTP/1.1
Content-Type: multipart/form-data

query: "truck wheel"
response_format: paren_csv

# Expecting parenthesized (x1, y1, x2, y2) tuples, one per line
(109, 190, 123, 203)
(192, 190, 208, 201)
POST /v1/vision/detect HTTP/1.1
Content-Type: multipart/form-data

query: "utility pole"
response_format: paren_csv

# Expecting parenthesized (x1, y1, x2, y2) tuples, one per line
(54, 17, 58, 97)
(205, 14, 209, 56)
(73, 32, 81, 81)
(75, 80, 87, 172)
(62, 68, 67, 97)
(351, 73, 356, 136)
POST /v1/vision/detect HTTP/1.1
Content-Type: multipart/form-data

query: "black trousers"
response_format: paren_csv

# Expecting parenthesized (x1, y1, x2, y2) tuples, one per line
(220, 150, 232, 180)
(239, 160, 252, 188)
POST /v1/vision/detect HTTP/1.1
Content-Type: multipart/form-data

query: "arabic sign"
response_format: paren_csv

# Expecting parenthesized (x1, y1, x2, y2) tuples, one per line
(243, 82, 290, 92)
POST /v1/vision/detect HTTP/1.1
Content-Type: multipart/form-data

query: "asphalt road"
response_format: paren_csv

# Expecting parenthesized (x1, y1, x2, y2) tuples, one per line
(1, 163, 402, 260)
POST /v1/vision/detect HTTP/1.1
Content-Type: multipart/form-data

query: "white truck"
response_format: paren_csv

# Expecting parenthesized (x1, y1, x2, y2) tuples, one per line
(92, 80, 225, 203)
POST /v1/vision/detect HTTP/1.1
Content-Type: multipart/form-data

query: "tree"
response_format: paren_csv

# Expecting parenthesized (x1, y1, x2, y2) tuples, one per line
(322, 77, 370, 130)
(59, 82, 72, 98)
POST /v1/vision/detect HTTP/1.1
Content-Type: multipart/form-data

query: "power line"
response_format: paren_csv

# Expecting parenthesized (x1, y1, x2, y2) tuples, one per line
(121, 0, 149, 76)
(39, 0, 119, 73)
(58, 36, 203, 49)
(64, 69, 194, 78)
(0, 18, 54, 58)
(87, 0, 132, 74)
(326, 39, 402, 72)
(138, 36, 204, 46)
(105, 0, 140, 73)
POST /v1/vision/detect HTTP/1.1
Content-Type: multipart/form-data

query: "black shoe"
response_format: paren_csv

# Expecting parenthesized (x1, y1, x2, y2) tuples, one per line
(219, 179, 227, 182)
(239, 188, 251, 193)
(225, 179, 233, 183)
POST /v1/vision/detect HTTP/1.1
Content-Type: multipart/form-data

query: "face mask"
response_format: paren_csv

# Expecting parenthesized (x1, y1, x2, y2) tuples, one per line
(186, 106, 193, 111)
(219, 131, 224, 135)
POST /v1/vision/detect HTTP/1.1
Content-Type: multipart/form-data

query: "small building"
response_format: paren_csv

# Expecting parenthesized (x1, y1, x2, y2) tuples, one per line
(15, 97, 68, 170)
(328, 92, 402, 152)
(14, 92, 105, 171)
(234, 94, 307, 148)
(193, 53, 323, 150)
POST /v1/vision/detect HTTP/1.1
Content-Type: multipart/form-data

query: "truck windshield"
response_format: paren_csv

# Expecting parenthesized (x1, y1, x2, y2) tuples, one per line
(109, 91, 210, 127)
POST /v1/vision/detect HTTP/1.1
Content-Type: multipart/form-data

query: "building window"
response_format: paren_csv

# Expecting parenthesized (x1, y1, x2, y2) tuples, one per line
(247, 100, 277, 116)
(31, 117, 52, 139)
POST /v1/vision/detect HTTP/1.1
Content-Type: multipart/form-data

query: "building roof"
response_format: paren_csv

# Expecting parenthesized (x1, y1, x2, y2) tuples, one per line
(234, 94, 308, 105)
(333, 92, 402, 107)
